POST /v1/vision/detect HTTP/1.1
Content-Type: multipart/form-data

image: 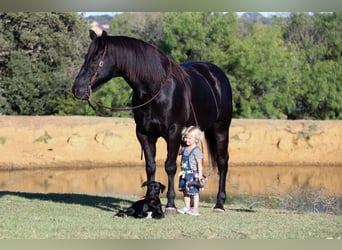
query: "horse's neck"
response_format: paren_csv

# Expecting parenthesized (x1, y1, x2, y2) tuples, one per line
(112, 40, 169, 81)
(123, 76, 161, 97)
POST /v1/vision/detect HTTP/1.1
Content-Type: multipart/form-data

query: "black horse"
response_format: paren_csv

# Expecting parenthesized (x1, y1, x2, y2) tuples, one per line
(73, 30, 233, 213)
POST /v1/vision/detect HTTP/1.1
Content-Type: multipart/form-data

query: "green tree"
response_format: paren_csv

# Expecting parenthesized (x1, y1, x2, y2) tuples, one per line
(283, 13, 342, 119)
(110, 12, 163, 46)
(160, 12, 238, 64)
(229, 22, 301, 119)
(0, 12, 89, 115)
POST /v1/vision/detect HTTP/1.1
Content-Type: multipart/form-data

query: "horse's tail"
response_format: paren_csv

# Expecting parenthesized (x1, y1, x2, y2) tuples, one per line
(204, 128, 218, 170)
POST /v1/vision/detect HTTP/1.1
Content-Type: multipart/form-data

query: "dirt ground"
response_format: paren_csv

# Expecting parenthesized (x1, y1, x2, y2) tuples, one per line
(0, 116, 341, 169)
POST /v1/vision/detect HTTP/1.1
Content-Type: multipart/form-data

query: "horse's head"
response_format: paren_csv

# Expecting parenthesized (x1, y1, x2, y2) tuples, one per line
(73, 30, 115, 100)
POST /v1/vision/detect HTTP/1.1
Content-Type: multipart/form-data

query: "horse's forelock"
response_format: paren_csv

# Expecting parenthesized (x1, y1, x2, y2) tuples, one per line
(85, 38, 101, 65)
(85, 45, 95, 64)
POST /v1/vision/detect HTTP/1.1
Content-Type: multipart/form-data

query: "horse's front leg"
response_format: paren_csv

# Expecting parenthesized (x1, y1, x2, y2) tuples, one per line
(136, 130, 157, 181)
(164, 130, 182, 214)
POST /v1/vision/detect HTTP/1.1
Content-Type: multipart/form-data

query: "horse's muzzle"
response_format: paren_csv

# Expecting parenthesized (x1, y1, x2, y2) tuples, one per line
(72, 83, 91, 100)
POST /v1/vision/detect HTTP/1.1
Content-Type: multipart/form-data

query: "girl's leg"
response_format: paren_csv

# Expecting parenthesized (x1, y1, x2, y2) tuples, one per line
(192, 194, 199, 211)
(186, 194, 200, 215)
(177, 192, 191, 214)
(184, 192, 191, 209)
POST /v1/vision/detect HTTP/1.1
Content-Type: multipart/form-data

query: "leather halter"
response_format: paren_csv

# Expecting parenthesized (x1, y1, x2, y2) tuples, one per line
(89, 43, 108, 88)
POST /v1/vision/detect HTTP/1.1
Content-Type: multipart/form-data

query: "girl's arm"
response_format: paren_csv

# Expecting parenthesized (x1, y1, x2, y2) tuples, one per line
(197, 158, 203, 179)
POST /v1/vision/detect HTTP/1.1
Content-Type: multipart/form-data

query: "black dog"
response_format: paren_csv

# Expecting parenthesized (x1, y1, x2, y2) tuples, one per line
(115, 180, 166, 219)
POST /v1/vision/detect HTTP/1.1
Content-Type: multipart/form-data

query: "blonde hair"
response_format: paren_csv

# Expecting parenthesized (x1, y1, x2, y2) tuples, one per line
(181, 126, 203, 144)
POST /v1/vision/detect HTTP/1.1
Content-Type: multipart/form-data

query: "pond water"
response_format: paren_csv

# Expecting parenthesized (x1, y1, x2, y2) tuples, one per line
(1, 165, 341, 214)
(1, 165, 341, 196)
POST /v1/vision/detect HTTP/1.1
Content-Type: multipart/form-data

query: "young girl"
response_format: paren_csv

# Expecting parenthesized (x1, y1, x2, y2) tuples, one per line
(177, 126, 204, 216)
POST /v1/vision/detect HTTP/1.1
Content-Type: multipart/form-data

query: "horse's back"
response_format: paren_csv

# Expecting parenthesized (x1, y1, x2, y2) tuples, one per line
(181, 61, 232, 125)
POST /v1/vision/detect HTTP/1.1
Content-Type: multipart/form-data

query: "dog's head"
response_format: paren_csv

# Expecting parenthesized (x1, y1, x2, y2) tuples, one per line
(141, 181, 166, 200)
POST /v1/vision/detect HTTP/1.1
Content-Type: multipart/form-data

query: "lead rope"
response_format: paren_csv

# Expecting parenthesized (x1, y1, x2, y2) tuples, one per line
(88, 86, 163, 113)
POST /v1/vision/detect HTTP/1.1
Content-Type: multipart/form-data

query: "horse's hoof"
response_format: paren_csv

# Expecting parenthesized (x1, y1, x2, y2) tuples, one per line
(213, 207, 225, 213)
(164, 207, 177, 215)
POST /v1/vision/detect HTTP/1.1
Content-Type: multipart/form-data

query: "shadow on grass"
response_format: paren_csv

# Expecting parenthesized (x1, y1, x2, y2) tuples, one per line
(229, 208, 256, 213)
(0, 191, 134, 212)
(0, 191, 260, 215)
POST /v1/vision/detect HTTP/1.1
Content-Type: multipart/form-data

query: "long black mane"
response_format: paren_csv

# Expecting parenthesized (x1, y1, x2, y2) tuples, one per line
(100, 36, 187, 84)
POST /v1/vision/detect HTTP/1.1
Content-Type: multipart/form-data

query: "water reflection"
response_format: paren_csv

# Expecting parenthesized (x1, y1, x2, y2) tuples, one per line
(1, 165, 341, 197)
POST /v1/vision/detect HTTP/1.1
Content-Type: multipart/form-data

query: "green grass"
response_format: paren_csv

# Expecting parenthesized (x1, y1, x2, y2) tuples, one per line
(0, 191, 341, 239)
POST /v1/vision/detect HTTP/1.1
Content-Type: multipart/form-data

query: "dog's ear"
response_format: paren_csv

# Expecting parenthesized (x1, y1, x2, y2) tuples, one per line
(159, 182, 166, 193)
(141, 181, 150, 187)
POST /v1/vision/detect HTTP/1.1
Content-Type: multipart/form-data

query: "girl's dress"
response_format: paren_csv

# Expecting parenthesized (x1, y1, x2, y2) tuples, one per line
(178, 146, 203, 195)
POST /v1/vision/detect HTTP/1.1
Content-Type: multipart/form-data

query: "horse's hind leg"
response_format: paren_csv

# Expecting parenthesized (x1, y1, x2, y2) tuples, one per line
(211, 124, 230, 212)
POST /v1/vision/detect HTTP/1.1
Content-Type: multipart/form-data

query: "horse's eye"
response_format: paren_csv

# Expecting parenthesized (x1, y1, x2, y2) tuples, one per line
(88, 53, 100, 63)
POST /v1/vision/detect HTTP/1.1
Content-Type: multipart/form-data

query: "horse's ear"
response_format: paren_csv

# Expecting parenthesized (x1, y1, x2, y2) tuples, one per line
(100, 30, 108, 47)
(101, 30, 108, 37)
(89, 30, 97, 40)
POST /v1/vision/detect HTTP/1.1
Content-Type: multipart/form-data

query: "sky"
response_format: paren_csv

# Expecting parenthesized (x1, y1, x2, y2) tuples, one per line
(80, 12, 117, 17)
(81, 12, 289, 17)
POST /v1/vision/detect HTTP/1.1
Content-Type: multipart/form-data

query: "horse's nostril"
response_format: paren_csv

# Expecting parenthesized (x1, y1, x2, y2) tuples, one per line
(72, 88, 80, 97)
(72, 87, 85, 100)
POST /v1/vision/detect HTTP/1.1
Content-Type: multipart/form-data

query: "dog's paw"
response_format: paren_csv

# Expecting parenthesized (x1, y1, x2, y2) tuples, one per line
(114, 211, 128, 218)
(145, 211, 153, 219)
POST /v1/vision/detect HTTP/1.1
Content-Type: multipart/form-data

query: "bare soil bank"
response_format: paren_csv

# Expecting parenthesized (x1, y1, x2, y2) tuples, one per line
(0, 116, 341, 170)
